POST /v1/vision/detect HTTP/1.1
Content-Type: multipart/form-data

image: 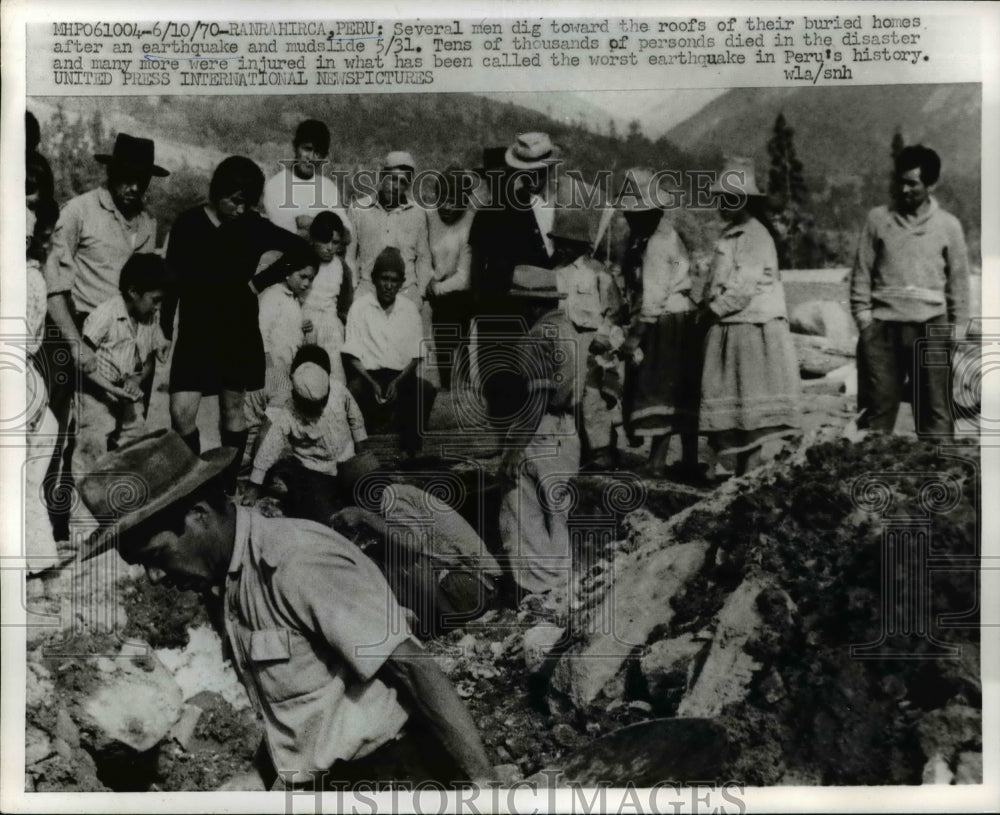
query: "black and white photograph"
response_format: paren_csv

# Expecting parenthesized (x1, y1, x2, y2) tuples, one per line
(2, 3, 998, 813)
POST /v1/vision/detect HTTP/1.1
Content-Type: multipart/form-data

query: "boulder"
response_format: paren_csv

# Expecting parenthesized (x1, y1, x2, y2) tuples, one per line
(954, 751, 983, 784)
(640, 633, 705, 710)
(676, 577, 770, 718)
(789, 300, 855, 345)
(550, 541, 709, 708)
(793, 333, 855, 378)
(79, 643, 184, 753)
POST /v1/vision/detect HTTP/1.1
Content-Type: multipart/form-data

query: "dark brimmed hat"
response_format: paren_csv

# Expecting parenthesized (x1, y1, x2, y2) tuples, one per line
(95, 133, 169, 178)
(79, 430, 233, 561)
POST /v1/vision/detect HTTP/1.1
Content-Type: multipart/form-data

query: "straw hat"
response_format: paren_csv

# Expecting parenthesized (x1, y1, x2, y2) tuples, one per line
(504, 132, 559, 170)
(710, 155, 764, 196)
(80, 430, 233, 561)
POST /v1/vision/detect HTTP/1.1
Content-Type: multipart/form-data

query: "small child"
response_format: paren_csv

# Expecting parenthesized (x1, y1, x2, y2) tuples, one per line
(248, 345, 368, 524)
(304, 211, 353, 383)
(244, 246, 318, 453)
(72, 253, 170, 477)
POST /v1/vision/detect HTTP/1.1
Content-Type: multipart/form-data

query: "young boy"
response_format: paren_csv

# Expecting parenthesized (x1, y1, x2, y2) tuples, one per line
(244, 246, 318, 455)
(247, 345, 367, 524)
(303, 211, 352, 383)
(72, 253, 170, 477)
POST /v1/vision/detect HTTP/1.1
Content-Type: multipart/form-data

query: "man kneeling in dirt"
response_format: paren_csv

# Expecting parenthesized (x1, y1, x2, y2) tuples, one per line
(79, 429, 491, 790)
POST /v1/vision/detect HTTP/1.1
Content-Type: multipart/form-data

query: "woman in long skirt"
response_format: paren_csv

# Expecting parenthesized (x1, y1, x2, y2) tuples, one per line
(699, 157, 801, 476)
(620, 168, 705, 482)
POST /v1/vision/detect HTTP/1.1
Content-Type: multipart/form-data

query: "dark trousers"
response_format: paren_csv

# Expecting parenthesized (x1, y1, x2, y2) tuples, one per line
(430, 291, 472, 391)
(474, 314, 529, 429)
(857, 316, 953, 438)
(347, 368, 436, 455)
(266, 457, 343, 525)
(38, 313, 86, 541)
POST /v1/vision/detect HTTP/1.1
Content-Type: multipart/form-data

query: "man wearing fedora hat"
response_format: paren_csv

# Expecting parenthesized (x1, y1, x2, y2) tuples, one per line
(79, 429, 492, 788)
(42, 133, 168, 541)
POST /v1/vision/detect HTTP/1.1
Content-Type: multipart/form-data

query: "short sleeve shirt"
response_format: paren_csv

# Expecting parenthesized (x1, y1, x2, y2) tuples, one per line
(83, 294, 165, 385)
(224, 508, 412, 774)
(45, 187, 157, 313)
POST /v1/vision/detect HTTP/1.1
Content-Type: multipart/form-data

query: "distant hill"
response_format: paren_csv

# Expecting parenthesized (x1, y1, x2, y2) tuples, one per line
(666, 84, 981, 184)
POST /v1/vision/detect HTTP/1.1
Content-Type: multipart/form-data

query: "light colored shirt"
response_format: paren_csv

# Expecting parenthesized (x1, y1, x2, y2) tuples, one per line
(83, 294, 166, 386)
(27, 259, 47, 356)
(262, 167, 353, 240)
(427, 209, 473, 295)
(251, 382, 368, 484)
(637, 218, 694, 322)
(380, 483, 501, 576)
(850, 197, 970, 326)
(530, 194, 555, 258)
(258, 284, 304, 373)
(349, 195, 432, 300)
(342, 292, 425, 371)
(706, 217, 787, 324)
(302, 257, 344, 323)
(45, 186, 157, 313)
(224, 508, 412, 775)
(524, 309, 587, 412)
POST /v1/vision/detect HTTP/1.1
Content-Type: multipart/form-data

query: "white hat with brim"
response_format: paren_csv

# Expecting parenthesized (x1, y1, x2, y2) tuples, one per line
(505, 132, 560, 170)
(710, 155, 765, 196)
(79, 430, 234, 562)
(383, 150, 416, 172)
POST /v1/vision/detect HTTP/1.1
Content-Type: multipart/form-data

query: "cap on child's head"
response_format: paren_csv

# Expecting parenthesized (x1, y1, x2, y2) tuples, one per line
(291, 362, 330, 402)
(309, 210, 345, 242)
(373, 246, 405, 278)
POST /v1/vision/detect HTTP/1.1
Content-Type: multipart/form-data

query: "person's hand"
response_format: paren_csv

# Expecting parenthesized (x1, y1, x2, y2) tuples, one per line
(371, 379, 386, 404)
(241, 482, 261, 505)
(332, 506, 365, 529)
(855, 309, 874, 332)
(384, 378, 400, 403)
(301, 318, 314, 336)
(498, 447, 524, 482)
(426, 280, 439, 299)
(295, 214, 315, 235)
(102, 383, 135, 403)
(121, 379, 143, 401)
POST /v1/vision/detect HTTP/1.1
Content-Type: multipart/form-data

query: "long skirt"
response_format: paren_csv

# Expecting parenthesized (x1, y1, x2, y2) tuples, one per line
(699, 319, 801, 454)
(626, 310, 704, 437)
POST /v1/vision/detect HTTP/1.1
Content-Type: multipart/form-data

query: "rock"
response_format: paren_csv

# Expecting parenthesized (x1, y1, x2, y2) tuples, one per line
(552, 723, 585, 749)
(26, 660, 55, 709)
(155, 624, 251, 711)
(915, 703, 981, 763)
(493, 764, 522, 785)
(54, 709, 80, 748)
(52, 737, 74, 761)
(551, 541, 709, 708)
(793, 334, 855, 378)
(922, 754, 954, 784)
(523, 624, 566, 676)
(26, 725, 53, 766)
(168, 704, 203, 750)
(79, 643, 184, 753)
(789, 300, 854, 345)
(640, 634, 704, 707)
(676, 577, 770, 718)
(759, 670, 786, 704)
(954, 751, 982, 784)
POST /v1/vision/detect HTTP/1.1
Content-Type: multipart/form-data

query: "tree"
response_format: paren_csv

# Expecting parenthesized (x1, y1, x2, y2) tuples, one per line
(767, 112, 808, 268)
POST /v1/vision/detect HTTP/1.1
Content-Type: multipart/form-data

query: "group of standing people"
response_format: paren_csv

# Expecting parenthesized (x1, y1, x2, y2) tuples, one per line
(21, 105, 971, 788)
